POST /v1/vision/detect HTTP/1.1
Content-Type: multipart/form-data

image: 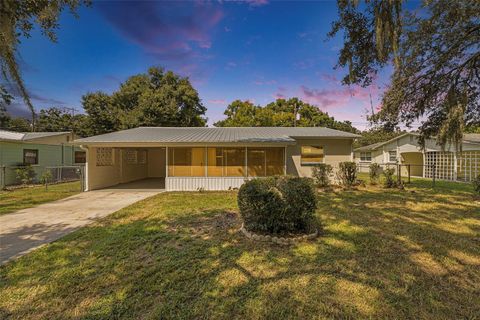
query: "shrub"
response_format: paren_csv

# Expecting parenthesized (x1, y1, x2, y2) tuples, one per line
(238, 176, 318, 234)
(473, 174, 480, 195)
(369, 163, 381, 185)
(311, 163, 333, 187)
(40, 170, 53, 190)
(15, 166, 36, 185)
(383, 167, 397, 188)
(336, 161, 357, 187)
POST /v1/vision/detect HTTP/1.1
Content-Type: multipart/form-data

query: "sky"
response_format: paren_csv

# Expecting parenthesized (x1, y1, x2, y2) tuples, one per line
(10, 0, 393, 129)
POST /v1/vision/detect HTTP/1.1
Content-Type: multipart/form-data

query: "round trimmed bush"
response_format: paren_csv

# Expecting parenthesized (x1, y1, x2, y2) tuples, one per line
(238, 176, 318, 234)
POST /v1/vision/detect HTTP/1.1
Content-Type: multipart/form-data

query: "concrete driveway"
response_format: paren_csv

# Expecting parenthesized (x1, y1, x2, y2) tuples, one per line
(0, 179, 164, 264)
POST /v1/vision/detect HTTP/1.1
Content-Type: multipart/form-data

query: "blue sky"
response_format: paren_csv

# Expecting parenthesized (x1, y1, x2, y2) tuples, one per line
(12, 0, 390, 128)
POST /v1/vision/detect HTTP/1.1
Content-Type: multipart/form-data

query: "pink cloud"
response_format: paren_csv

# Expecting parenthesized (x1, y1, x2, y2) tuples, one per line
(208, 99, 227, 104)
(98, 2, 224, 61)
(253, 79, 277, 86)
(300, 85, 379, 109)
(245, 0, 269, 7)
(319, 73, 339, 83)
(273, 93, 286, 99)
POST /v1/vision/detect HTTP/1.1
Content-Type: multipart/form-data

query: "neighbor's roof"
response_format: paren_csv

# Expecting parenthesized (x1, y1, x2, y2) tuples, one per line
(354, 132, 480, 152)
(0, 130, 71, 142)
(464, 133, 480, 144)
(75, 127, 360, 144)
(354, 141, 385, 152)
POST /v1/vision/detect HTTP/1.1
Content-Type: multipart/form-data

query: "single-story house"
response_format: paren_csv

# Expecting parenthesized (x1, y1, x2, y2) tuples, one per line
(75, 127, 360, 191)
(0, 130, 85, 187)
(354, 132, 480, 181)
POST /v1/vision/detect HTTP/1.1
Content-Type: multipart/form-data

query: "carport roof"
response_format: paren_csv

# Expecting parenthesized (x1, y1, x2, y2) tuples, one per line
(75, 127, 360, 144)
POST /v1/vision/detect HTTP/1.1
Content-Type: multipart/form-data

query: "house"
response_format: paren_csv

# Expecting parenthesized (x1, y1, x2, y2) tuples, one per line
(0, 130, 85, 187)
(75, 127, 360, 191)
(354, 132, 480, 181)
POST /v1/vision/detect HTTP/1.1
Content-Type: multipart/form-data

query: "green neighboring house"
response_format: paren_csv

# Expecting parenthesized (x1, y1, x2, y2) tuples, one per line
(0, 130, 86, 187)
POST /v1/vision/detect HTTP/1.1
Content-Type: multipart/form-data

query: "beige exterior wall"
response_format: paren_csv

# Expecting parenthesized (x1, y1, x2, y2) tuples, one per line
(86, 147, 122, 190)
(400, 152, 423, 176)
(148, 148, 166, 177)
(286, 138, 354, 177)
(120, 149, 148, 183)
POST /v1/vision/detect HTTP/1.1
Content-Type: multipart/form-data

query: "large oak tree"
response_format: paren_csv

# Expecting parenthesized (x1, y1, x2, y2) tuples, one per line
(329, 0, 479, 149)
(214, 98, 358, 133)
(82, 67, 207, 135)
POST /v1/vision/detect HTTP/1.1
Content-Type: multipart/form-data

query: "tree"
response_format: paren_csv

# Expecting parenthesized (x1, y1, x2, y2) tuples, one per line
(354, 127, 405, 148)
(0, 0, 90, 130)
(215, 98, 359, 133)
(82, 67, 207, 135)
(329, 0, 480, 149)
(0, 84, 12, 128)
(4, 117, 31, 132)
(214, 100, 260, 127)
(36, 107, 92, 137)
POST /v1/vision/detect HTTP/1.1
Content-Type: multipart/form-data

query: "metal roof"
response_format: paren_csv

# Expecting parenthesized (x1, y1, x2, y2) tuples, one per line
(75, 127, 360, 144)
(354, 142, 385, 152)
(464, 133, 480, 144)
(0, 130, 71, 142)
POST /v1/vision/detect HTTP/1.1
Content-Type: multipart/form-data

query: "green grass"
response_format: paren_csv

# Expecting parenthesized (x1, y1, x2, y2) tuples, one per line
(0, 182, 81, 215)
(1, 179, 479, 319)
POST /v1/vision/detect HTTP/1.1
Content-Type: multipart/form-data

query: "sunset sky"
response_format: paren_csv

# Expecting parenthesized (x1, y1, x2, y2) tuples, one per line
(11, 0, 393, 129)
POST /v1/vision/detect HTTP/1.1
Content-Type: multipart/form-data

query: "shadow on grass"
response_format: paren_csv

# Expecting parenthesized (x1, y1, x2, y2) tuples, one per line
(0, 189, 479, 319)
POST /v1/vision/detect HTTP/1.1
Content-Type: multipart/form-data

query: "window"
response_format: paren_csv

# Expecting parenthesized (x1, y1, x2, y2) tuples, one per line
(360, 152, 372, 162)
(74, 151, 86, 164)
(247, 147, 285, 176)
(389, 151, 397, 162)
(23, 149, 38, 165)
(96, 148, 113, 166)
(301, 146, 324, 165)
(168, 147, 205, 177)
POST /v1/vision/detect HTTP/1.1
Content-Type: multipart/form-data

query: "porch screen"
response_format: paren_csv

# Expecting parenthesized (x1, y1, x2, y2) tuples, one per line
(247, 147, 285, 176)
(168, 147, 205, 177)
(207, 147, 245, 177)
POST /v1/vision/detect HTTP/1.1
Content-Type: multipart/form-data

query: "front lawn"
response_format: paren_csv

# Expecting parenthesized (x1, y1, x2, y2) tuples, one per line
(1, 179, 479, 319)
(0, 181, 81, 216)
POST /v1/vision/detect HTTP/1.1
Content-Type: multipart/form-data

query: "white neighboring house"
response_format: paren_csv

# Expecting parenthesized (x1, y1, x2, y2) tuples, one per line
(354, 132, 480, 182)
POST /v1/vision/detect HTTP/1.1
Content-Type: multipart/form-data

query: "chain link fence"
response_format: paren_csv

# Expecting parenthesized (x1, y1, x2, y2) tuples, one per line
(357, 162, 474, 187)
(0, 165, 85, 191)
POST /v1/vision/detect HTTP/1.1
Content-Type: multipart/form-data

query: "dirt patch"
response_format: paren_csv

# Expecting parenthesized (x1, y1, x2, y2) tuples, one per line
(165, 211, 241, 238)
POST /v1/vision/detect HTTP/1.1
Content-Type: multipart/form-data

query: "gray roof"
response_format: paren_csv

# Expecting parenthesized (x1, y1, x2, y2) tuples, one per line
(0, 130, 71, 142)
(354, 141, 385, 152)
(75, 127, 360, 144)
(464, 133, 480, 144)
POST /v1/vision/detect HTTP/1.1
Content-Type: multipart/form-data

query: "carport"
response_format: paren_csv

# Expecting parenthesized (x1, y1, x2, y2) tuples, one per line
(400, 152, 424, 177)
(83, 146, 166, 191)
